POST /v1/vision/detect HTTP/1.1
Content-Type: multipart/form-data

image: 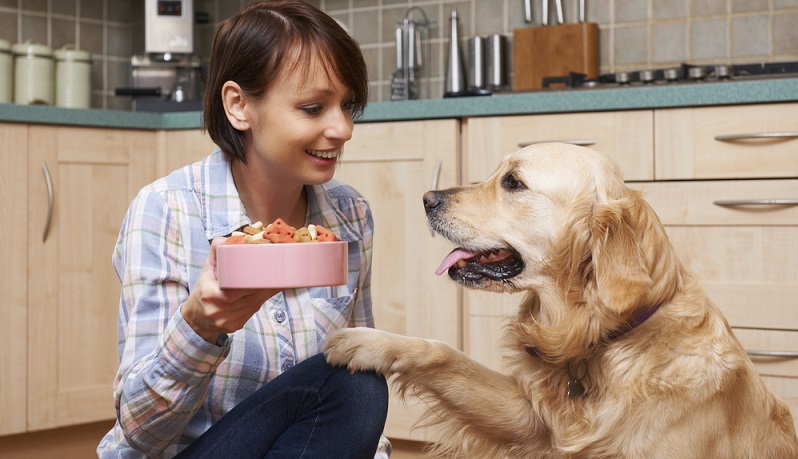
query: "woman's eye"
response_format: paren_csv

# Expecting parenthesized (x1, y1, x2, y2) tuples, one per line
(301, 105, 323, 115)
(342, 100, 356, 113)
(501, 173, 526, 191)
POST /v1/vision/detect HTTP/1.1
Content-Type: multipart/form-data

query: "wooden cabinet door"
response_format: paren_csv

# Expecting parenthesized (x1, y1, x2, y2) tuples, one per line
(336, 119, 461, 441)
(0, 123, 29, 435)
(655, 103, 798, 180)
(465, 110, 655, 183)
(158, 128, 217, 177)
(26, 126, 158, 430)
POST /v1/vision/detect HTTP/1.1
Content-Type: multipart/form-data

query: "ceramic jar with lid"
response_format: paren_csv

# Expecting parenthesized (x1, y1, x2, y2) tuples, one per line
(0, 39, 11, 103)
(55, 45, 92, 108)
(12, 40, 54, 105)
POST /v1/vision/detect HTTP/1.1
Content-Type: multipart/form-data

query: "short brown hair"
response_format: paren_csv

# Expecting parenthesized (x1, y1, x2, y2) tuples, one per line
(202, 0, 368, 163)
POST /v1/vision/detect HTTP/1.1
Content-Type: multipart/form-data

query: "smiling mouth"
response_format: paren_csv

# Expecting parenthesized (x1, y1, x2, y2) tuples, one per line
(435, 247, 525, 282)
(306, 149, 340, 159)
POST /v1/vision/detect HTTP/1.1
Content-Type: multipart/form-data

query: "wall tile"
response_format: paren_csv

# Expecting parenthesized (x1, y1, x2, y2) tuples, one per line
(106, 23, 131, 58)
(52, 0, 77, 17)
(51, 18, 77, 49)
(79, 20, 104, 56)
(652, 21, 688, 63)
(773, 12, 798, 56)
(691, 0, 727, 16)
(653, 0, 688, 20)
(20, 14, 47, 45)
(0, 11, 17, 43)
(79, 0, 103, 20)
(731, 14, 769, 58)
(690, 18, 728, 60)
(615, 1, 648, 23)
(731, 0, 768, 13)
(614, 25, 648, 65)
(352, 9, 379, 45)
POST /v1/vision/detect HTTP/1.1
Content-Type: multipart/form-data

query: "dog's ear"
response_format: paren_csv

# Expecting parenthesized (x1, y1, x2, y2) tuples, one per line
(589, 192, 654, 316)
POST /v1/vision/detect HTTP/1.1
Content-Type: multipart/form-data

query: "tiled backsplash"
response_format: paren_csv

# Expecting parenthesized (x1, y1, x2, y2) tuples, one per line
(1, 0, 796, 109)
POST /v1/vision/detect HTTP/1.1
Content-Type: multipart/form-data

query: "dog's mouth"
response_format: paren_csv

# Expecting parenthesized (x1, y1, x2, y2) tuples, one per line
(435, 247, 525, 282)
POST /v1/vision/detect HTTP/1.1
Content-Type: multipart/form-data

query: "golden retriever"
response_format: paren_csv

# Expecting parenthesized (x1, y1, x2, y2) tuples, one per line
(324, 143, 798, 458)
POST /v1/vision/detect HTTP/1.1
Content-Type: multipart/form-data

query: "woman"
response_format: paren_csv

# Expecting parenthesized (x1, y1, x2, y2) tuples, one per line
(97, 1, 390, 457)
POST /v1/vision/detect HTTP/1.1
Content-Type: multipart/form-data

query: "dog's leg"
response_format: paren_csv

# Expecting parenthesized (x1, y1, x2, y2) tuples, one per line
(324, 328, 548, 452)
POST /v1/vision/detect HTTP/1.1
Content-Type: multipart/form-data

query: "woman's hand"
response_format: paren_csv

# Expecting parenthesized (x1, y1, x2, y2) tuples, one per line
(182, 237, 281, 344)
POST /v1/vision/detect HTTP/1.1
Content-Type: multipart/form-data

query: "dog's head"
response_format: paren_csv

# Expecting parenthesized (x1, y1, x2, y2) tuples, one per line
(425, 143, 681, 361)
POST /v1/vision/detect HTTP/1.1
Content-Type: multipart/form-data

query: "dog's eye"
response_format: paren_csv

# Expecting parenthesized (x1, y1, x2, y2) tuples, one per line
(501, 173, 526, 191)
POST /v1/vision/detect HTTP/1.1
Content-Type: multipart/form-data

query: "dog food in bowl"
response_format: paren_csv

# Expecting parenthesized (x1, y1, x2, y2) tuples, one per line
(216, 218, 348, 289)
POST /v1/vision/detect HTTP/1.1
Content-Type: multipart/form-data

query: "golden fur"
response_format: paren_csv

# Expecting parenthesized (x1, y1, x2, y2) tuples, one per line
(324, 143, 798, 458)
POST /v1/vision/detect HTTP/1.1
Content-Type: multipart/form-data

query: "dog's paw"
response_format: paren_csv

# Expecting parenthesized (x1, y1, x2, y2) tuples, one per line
(323, 328, 401, 376)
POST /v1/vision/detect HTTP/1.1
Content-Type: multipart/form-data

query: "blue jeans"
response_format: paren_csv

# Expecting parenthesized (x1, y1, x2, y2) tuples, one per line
(175, 353, 388, 458)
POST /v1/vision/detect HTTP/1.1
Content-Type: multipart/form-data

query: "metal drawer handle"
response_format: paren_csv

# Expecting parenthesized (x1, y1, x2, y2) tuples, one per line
(714, 132, 798, 141)
(746, 350, 798, 358)
(518, 139, 596, 148)
(429, 158, 443, 237)
(42, 161, 54, 243)
(713, 199, 798, 206)
(431, 158, 442, 191)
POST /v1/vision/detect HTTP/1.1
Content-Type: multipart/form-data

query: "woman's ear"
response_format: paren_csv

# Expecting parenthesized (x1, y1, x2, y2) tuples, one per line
(222, 81, 250, 131)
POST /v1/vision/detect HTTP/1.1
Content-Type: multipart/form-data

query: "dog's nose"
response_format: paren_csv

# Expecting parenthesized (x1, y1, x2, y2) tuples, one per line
(423, 191, 441, 210)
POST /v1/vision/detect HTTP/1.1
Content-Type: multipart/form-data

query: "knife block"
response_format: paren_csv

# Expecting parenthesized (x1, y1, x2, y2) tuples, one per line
(512, 22, 599, 91)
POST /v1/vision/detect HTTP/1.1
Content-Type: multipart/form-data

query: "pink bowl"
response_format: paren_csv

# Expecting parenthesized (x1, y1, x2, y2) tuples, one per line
(216, 241, 348, 289)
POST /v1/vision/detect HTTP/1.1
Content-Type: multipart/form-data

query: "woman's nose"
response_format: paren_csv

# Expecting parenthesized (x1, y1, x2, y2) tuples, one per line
(325, 108, 353, 141)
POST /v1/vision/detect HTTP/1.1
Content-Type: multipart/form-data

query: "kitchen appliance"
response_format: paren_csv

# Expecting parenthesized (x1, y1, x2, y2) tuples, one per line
(390, 7, 431, 101)
(116, 0, 204, 112)
(536, 62, 798, 90)
(513, 0, 599, 91)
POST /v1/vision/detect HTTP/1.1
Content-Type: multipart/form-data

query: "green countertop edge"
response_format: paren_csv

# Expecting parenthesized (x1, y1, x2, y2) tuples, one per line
(1, 77, 796, 130)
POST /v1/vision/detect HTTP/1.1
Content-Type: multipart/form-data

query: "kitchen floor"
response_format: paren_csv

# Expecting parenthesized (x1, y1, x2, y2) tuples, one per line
(0, 421, 434, 458)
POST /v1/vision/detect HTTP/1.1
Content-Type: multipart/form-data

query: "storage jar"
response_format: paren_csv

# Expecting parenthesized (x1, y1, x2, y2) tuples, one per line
(55, 45, 91, 108)
(0, 39, 12, 103)
(12, 40, 54, 105)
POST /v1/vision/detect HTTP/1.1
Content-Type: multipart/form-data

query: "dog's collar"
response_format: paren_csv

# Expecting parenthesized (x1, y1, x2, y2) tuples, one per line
(524, 303, 662, 399)
(524, 303, 662, 358)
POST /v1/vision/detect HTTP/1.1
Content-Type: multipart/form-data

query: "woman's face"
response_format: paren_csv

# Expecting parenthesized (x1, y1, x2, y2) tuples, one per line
(242, 54, 355, 188)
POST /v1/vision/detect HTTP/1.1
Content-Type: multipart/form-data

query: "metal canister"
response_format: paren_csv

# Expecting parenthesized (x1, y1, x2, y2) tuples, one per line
(468, 36, 485, 90)
(0, 39, 12, 103)
(55, 45, 92, 108)
(12, 40, 54, 105)
(486, 34, 508, 91)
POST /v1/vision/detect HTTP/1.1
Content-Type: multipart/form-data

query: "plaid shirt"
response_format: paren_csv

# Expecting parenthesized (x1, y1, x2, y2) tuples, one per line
(98, 149, 389, 458)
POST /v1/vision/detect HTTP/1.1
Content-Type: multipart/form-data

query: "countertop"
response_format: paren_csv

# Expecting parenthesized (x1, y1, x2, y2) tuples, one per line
(1, 77, 796, 130)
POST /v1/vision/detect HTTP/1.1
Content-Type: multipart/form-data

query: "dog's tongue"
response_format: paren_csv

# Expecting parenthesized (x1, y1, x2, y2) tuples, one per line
(435, 248, 479, 276)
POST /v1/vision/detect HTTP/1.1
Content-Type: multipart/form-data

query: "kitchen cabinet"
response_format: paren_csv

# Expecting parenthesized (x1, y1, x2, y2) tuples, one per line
(465, 110, 655, 184)
(1, 123, 29, 436)
(336, 119, 461, 441)
(26, 125, 158, 430)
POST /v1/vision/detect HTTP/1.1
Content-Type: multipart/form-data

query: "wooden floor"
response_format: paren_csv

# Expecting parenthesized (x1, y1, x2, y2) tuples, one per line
(0, 421, 434, 458)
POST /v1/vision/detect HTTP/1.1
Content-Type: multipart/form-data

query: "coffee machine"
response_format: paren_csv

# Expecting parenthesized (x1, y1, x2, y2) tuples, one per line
(116, 0, 203, 112)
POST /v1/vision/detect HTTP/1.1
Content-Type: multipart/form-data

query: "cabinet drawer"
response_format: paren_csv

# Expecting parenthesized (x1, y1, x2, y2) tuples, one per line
(465, 110, 654, 183)
(630, 180, 798, 331)
(733, 328, 798, 378)
(655, 103, 798, 180)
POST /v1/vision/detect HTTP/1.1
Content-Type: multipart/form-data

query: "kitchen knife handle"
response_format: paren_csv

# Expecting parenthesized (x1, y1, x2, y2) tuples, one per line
(746, 350, 798, 358)
(713, 199, 798, 206)
(42, 161, 54, 243)
(518, 139, 596, 147)
(523, 0, 532, 23)
(554, 0, 564, 24)
(714, 132, 798, 141)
